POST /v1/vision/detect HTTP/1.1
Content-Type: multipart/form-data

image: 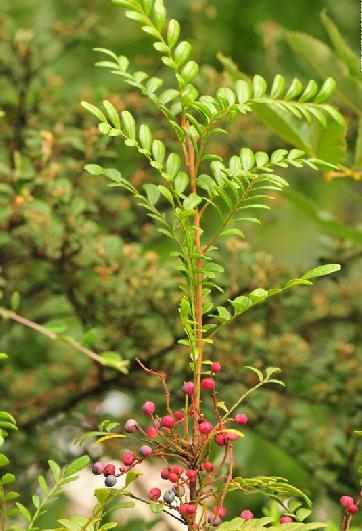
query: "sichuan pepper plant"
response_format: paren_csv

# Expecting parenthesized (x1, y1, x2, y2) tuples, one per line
(77, 0, 351, 529)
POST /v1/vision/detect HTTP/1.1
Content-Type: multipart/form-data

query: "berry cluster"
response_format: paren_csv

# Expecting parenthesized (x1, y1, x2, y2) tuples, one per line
(339, 495, 359, 515)
(91, 359, 252, 528)
(339, 493, 361, 530)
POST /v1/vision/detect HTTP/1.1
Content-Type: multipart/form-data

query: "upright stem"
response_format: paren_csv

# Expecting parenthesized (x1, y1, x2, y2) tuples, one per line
(185, 127, 204, 429)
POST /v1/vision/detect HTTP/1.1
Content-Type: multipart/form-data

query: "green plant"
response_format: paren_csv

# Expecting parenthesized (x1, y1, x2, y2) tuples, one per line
(77, 0, 346, 528)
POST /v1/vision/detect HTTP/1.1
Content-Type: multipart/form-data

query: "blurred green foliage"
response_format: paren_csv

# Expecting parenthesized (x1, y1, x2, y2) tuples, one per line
(0, 0, 361, 527)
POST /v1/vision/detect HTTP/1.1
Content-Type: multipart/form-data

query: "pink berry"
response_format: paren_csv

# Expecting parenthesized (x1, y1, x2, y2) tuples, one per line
(235, 413, 248, 425)
(211, 362, 221, 373)
(199, 421, 213, 434)
(241, 510, 254, 520)
(147, 426, 158, 438)
(183, 381, 195, 395)
(149, 487, 161, 501)
(213, 506, 227, 518)
(92, 462, 104, 475)
(280, 516, 293, 524)
(139, 445, 153, 457)
(174, 410, 184, 420)
(161, 468, 170, 479)
(142, 401, 156, 415)
(348, 504, 359, 514)
(103, 463, 115, 476)
(124, 418, 138, 432)
(215, 433, 226, 446)
(201, 377, 215, 391)
(203, 462, 214, 472)
(227, 432, 240, 441)
(122, 451, 135, 467)
(161, 415, 176, 428)
(209, 516, 221, 526)
(340, 496, 354, 507)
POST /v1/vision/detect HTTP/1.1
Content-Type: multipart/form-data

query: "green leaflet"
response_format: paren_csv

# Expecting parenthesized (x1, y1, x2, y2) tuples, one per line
(286, 31, 362, 115)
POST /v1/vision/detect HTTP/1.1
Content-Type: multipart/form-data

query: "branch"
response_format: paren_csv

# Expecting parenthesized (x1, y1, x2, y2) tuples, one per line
(0, 307, 105, 365)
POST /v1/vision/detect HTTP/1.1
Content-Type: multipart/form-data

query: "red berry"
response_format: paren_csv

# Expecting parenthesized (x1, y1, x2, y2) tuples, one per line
(280, 517, 293, 524)
(142, 401, 156, 415)
(149, 487, 161, 501)
(340, 496, 354, 507)
(173, 465, 183, 475)
(348, 504, 359, 514)
(199, 421, 213, 434)
(213, 506, 227, 518)
(179, 503, 189, 516)
(215, 433, 226, 446)
(235, 413, 248, 425)
(211, 362, 221, 373)
(120, 467, 126, 474)
(183, 381, 195, 395)
(186, 469, 197, 482)
(203, 462, 214, 472)
(104, 463, 116, 476)
(161, 415, 176, 428)
(174, 410, 184, 420)
(147, 426, 158, 438)
(139, 445, 153, 457)
(161, 468, 170, 480)
(240, 510, 254, 520)
(187, 504, 196, 515)
(168, 471, 178, 483)
(201, 377, 215, 391)
(122, 452, 135, 467)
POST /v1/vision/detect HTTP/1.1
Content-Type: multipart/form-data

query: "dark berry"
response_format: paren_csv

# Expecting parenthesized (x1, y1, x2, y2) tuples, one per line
(105, 475, 117, 487)
(163, 489, 176, 504)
